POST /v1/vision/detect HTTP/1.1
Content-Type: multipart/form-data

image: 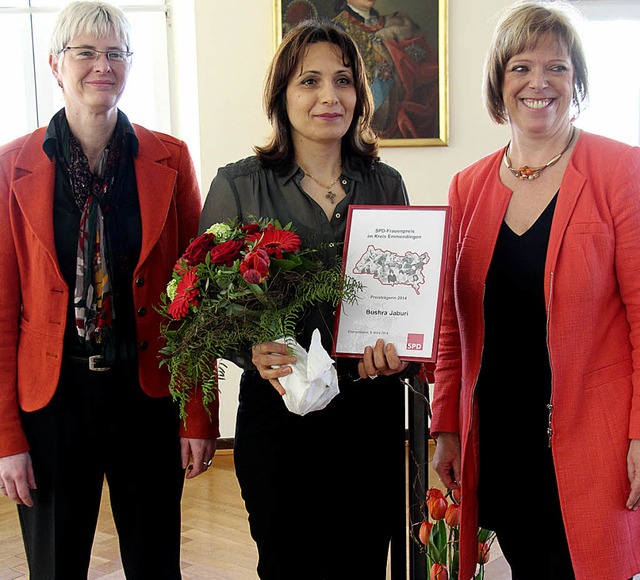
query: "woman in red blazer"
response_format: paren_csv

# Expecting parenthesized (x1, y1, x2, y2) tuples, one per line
(0, 2, 218, 578)
(431, 2, 640, 579)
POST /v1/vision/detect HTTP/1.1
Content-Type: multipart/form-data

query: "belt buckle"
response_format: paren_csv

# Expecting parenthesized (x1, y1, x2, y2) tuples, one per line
(88, 355, 110, 372)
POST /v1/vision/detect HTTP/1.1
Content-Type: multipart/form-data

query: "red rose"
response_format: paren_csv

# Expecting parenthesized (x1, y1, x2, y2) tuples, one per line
(240, 248, 270, 284)
(245, 224, 301, 258)
(182, 233, 216, 266)
(168, 268, 200, 319)
(173, 258, 188, 275)
(241, 222, 261, 235)
(208, 239, 243, 266)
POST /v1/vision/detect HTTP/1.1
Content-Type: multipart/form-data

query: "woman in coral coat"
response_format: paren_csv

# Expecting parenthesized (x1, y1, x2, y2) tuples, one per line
(431, 2, 640, 579)
(0, 2, 217, 578)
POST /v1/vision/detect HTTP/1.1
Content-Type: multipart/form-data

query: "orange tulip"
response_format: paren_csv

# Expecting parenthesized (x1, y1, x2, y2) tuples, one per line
(430, 563, 448, 580)
(428, 496, 448, 520)
(426, 487, 445, 502)
(478, 541, 491, 564)
(444, 503, 461, 527)
(418, 520, 433, 545)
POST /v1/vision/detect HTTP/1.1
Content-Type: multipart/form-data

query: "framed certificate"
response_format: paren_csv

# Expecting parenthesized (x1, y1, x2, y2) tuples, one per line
(333, 205, 450, 363)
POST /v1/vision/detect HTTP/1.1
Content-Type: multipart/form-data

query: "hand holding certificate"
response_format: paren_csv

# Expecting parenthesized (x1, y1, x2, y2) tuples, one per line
(333, 205, 450, 363)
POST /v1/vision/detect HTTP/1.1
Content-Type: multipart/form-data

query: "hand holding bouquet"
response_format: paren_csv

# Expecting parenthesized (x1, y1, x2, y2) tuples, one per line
(158, 218, 360, 419)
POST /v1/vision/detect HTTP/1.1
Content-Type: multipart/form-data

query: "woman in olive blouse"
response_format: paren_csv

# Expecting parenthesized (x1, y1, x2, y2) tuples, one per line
(200, 21, 412, 580)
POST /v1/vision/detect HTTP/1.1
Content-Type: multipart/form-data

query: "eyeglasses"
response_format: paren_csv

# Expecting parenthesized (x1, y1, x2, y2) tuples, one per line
(59, 46, 133, 64)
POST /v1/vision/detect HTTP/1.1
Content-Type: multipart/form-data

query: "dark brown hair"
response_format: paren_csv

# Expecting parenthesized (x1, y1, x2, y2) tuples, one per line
(255, 20, 378, 168)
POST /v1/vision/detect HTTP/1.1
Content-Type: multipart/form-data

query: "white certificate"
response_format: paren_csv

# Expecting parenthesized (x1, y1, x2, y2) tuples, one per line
(333, 205, 450, 363)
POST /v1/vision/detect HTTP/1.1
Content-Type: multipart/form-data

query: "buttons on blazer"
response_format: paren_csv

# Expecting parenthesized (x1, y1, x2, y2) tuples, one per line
(139, 340, 149, 351)
(135, 276, 145, 287)
(137, 306, 147, 317)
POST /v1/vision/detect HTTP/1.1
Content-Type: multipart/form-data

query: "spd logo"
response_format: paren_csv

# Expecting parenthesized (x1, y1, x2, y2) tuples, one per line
(406, 333, 424, 351)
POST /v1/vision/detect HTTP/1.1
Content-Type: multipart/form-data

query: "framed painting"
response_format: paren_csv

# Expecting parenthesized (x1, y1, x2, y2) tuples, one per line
(274, 0, 448, 146)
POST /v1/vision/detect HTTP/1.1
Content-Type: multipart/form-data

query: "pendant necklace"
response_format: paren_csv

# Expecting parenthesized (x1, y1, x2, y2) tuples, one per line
(504, 126, 576, 180)
(303, 167, 342, 204)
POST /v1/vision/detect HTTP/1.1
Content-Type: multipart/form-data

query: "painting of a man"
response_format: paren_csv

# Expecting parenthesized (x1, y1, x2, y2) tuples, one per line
(281, 0, 441, 141)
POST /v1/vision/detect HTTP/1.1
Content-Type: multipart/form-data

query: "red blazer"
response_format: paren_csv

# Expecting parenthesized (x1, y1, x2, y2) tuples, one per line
(0, 124, 219, 458)
(432, 131, 640, 579)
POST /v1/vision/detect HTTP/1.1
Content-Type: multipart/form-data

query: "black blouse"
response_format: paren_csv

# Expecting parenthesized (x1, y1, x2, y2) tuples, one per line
(476, 193, 558, 529)
(199, 155, 409, 373)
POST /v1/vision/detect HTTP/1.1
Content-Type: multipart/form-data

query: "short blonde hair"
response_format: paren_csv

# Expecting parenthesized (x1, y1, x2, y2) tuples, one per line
(483, 1, 588, 124)
(50, 1, 131, 57)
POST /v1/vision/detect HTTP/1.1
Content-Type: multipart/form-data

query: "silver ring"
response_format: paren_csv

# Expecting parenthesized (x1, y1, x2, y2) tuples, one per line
(203, 459, 212, 468)
(368, 374, 378, 380)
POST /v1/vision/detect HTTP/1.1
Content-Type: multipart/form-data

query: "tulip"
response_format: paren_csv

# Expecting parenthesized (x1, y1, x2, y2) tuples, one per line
(428, 496, 448, 520)
(478, 541, 491, 564)
(444, 503, 461, 528)
(451, 487, 462, 504)
(426, 487, 445, 502)
(430, 562, 448, 580)
(418, 520, 433, 545)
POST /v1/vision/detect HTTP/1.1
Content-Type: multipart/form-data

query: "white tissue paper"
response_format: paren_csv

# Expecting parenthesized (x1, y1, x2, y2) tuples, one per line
(276, 329, 340, 416)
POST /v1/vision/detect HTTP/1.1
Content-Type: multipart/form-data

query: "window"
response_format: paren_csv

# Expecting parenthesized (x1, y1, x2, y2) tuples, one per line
(0, 1, 170, 145)
(573, 1, 640, 146)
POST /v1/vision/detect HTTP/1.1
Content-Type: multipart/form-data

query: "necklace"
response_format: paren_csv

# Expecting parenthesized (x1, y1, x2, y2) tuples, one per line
(504, 126, 576, 180)
(303, 167, 342, 204)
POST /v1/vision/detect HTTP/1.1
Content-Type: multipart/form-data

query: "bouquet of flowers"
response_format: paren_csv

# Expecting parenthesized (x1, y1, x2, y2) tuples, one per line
(157, 217, 361, 419)
(413, 487, 496, 580)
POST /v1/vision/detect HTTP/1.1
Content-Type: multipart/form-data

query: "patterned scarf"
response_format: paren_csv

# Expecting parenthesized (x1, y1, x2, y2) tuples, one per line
(54, 111, 125, 361)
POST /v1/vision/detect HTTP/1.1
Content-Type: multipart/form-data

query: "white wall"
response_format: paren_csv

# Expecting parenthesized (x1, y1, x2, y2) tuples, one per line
(169, 0, 514, 438)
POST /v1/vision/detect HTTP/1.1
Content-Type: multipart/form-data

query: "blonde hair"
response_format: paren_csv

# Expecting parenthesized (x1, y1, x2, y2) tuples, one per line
(50, 1, 131, 57)
(483, 1, 588, 124)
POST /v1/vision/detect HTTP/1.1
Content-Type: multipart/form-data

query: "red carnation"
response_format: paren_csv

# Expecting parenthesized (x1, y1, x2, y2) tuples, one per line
(208, 239, 243, 266)
(181, 233, 216, 266)
(168, 268, 200, 319)
(240, 248, 270, 284)
(246, 224, 301, 258)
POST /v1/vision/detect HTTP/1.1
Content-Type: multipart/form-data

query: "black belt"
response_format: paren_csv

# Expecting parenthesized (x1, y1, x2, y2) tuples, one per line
(67, 354, 112, 372)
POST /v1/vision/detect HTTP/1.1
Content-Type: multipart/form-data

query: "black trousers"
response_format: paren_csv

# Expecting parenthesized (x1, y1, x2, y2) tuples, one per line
(480, 448, 575, 580)
(234, 371, 406, 580)
(17, 358, 185, 580)
(496, 522, 575, 580)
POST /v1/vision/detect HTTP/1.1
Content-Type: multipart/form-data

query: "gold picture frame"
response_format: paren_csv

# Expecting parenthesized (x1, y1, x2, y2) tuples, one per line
(274, 0, 448, 147)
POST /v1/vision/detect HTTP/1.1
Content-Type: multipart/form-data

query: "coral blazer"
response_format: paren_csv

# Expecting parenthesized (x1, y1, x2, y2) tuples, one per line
(432, 131, 640, 579)
(0, 124, 219, 458)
